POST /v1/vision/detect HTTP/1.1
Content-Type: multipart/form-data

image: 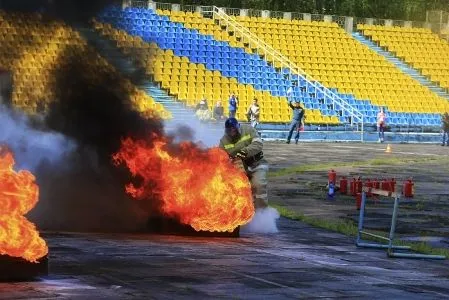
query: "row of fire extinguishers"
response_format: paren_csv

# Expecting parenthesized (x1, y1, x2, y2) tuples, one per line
(327, 169, 415, 209)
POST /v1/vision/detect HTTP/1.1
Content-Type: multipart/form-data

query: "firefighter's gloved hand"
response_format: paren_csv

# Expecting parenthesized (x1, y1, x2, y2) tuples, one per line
(235, 149, 248, 159)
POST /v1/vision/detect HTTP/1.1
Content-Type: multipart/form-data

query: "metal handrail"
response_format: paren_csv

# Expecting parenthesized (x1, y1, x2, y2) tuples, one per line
(205, 6, 364, 128)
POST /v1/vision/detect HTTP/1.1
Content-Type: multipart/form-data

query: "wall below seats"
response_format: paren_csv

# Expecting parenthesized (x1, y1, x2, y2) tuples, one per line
(261, 129, 443, 144)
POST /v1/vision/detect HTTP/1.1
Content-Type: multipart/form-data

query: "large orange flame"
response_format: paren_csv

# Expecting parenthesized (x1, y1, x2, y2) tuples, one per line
(112, 135, 255, 232)
(0, 147, 48, 262)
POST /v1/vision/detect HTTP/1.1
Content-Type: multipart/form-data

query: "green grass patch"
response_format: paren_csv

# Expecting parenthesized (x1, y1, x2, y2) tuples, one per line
(405, 242, 449, 258)
(272, 204, 359, 237)
(269, 156, 449, 178)
(272, 204, 449, 258)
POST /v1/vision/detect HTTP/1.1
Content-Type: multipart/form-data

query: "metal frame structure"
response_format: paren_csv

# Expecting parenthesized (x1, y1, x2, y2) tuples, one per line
(128, 1, 446, 32)
(356, 187, 446, 259)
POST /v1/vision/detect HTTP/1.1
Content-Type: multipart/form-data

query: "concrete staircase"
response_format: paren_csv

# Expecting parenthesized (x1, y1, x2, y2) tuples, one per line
(352, 32, 449, 101)
(76, 26, 190, 118)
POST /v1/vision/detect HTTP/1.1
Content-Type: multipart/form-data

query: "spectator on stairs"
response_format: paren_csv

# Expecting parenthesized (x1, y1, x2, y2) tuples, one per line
(286, 100, 305, 145)
(213, 101, 225, 121)
(195, 99, 212, 122)
(377, 107, 387, 143)
(229, 92, 238, 118)
(246, 98, 260, 129)
(195, 98, 208, 112)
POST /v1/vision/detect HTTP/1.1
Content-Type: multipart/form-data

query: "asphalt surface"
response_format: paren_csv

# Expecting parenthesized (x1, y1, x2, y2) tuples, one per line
(2, 142, 449, 299)
(2, 218, 449, 299)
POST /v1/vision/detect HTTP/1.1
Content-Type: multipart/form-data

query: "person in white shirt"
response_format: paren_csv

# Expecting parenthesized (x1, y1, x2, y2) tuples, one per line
(377, 107, 386, 143)
(287, 86, 294, 100)
(246, 98, 260, 129)
(195, 99, 212, 121)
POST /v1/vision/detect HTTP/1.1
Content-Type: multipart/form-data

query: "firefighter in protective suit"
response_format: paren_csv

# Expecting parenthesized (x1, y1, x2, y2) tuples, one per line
(219, 118, 269, 209)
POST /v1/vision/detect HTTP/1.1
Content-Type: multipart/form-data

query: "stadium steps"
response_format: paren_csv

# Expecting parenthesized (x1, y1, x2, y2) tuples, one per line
(71, 27, 441, 144)
(352, 32, 449, 101)
(75, 26, 194, 119)
(75, 26, 225, 139)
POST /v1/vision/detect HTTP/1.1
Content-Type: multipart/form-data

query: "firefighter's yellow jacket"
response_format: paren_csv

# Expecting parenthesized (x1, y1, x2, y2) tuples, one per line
(219, 124, 267, 168)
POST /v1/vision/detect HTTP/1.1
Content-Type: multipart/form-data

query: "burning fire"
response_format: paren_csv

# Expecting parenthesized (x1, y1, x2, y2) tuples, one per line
(0, 147, 48, 262)
(113, 135, 255, 232)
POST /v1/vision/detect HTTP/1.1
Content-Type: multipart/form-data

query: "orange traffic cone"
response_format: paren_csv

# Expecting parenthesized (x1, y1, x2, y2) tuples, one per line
(385, 144, 392, 153)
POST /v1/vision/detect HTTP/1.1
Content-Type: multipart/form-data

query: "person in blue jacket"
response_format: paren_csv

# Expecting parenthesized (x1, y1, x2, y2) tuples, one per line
(228, 92, 238, 118)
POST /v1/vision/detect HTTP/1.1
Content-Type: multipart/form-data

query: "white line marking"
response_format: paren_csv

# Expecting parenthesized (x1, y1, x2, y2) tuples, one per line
(227, 270, 291, 288)
(331, 145, 441, 156)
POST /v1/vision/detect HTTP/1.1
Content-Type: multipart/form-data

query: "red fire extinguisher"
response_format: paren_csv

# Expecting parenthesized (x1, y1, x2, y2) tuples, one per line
(365, 179, 373, 197)
(381, 179, 389, 191)
(356, 193, 362, 210)
(328, 169, 337, 184)
(372, 178, 380, 189)
(403, 178, 414, 197)
(340, 177, 348, 194)
(390, 178, 396, 193)
(350, 178, 357, 196)
(356, 177, 363, 193)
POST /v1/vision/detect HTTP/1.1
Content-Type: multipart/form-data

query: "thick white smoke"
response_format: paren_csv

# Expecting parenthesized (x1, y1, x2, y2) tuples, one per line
(165, 116, 224, 148)
(241, 207, 280, 234)
(0, 104, 75, 171)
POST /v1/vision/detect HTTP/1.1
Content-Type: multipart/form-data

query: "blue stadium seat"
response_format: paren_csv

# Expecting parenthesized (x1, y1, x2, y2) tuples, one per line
(98, 6, 440, 124)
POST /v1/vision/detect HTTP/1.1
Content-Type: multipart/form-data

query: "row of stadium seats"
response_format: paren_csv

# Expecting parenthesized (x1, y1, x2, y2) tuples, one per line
(97, 6, 446, 125)
(161, 10, 446, 120)
(0, 12, 83, 112)
(0, 10, 170, 119)
(94, 21, 338, 124)
(98, 6, 367, 123)
(168, 11, 248, 50)
(98, 7, 347, 95)
(225, 15, 449, 117)
(359, 24, 449, 90)
(161, 9, 446, 123)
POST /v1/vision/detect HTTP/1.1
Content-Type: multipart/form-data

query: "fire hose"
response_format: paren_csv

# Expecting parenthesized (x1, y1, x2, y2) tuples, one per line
(229, 149, 248, 172)
(229, 155, 246, 171)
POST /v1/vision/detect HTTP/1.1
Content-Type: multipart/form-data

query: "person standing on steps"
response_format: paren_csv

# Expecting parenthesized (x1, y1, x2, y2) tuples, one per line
(286, 100, 305, 145)
(228, 92, 238, 118)
(377, 107, 387, 143)
(213, 101, 225, 121)
(246, 98, 260, 129)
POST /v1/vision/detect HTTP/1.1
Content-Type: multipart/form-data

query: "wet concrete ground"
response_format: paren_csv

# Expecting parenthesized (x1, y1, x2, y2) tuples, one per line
(2, 218, 449, 299)
(2, 142, 449, 299)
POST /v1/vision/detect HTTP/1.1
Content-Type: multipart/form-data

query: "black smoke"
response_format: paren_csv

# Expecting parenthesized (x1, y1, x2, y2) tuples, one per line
(45, 48, 164, 159)
(15, 0, 170, 232)
(27, 41, 169, 232)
